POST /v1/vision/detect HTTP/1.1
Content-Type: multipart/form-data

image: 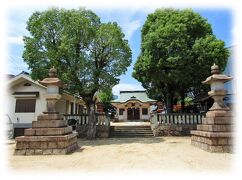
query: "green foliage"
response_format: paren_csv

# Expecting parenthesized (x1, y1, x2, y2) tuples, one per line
(98, 89, 113, 103)
(23, 7, 132, 104)
(97, 89, 114, 113)
(133, 8, 229, 111)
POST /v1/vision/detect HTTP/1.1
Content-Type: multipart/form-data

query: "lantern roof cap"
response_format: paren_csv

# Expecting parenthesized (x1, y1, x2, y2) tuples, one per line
(49, 66, 57, 77)
(38, 67, 62, 87)
(211, 63, 220, 74)
(202, 64, 232, 84)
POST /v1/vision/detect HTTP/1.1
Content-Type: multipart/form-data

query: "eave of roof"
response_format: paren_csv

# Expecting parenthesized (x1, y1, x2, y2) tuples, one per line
(111, 91, 156, 103)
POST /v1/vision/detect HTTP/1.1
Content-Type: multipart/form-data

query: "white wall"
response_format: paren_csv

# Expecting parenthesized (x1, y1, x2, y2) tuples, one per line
(140, 107, 150, 120)
(117, 107, 125, 121)
(7, 81, 46, 124)
(141, 115, 150, 120)
(117, 108, 127, 121)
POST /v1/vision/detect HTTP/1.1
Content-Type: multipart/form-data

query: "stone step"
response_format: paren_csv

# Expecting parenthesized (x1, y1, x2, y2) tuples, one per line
(202, 117, 233, 125)
(24, 126, 73, 136)
(111, 130, 153, 133)
(191, 135, 233, 146)
(110, 125, 153, 138)
(110, 131, 153, 135)
(37, 113, 64, 120)
(197, 124, 233, 132)
(110, 134, 154, 138)
(111, 126, 151, 129)
(32, 120, 67, 128)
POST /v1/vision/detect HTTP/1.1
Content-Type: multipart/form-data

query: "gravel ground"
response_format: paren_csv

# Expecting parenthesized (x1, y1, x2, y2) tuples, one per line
(7, 137, 234, 173)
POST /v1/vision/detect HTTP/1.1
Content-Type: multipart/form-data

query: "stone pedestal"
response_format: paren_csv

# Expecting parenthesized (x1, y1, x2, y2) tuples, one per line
(191, 110, 233, 153)
(15, 113, 78, 155)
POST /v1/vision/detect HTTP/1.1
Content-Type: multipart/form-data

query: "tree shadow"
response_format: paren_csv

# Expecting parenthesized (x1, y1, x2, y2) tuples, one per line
(75, 147, 85, 152)
(77, 137, 165, 147)
(166, 141, 183, 144)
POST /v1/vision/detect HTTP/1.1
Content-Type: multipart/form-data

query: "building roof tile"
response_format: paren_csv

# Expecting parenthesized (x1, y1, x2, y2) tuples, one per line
(112, 91, 156, 103)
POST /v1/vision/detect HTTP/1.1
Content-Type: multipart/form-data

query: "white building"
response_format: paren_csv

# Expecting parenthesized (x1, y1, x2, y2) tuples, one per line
(6, 72, 85, 137)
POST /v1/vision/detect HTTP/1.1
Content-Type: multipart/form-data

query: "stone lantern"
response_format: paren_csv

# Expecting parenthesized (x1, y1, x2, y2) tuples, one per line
(14, 67, 78, 155)
(39, 67, 62, 113)
(191, 64, 233, 153)
(202, 64, 232, 111)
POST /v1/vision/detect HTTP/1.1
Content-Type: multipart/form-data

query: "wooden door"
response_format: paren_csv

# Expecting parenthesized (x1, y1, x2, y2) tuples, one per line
(127, 108, 133, 120)
(127, 108, 140, 120)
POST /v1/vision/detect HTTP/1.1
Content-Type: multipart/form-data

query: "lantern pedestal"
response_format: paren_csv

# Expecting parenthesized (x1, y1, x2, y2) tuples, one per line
(191, 64, 233, 153)
(14, 67, 78, 155)
(14, 113, 78, 155)
(208, 90, 230, 111)
(43, 94, 61, 114)
(191, 110, 233, 153)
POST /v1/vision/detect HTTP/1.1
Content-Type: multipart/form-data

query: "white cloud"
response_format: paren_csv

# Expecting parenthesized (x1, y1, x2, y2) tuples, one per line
(122, 19, 142, 40)
(112, 83, 145, 96)
(7, 35, 23, 45)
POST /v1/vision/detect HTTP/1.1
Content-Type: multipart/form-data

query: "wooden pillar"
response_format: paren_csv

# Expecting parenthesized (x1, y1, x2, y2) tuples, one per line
(139, 106, 142, 120)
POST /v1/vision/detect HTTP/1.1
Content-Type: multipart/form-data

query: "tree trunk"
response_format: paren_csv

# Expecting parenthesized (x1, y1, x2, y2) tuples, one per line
(181, 91, 185, 113)
(86, 101, 97, 140)
(166, 88, 173, 113)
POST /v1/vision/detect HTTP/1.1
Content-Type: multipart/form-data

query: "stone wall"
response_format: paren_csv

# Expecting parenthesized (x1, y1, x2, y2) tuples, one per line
(152, 124, 197, 136)
(76, 124, 110, 138)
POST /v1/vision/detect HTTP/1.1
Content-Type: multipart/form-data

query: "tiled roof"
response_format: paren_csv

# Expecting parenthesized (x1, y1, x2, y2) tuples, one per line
(112, 91, 156, 103)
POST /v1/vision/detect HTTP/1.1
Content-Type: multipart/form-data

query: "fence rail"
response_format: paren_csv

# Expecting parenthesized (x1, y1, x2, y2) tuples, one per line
(63, 113, 110, 126)
(150, 113, 205, 129)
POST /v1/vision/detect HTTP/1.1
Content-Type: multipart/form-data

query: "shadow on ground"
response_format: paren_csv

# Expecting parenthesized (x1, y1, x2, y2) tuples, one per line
(77, 137, 165, 147)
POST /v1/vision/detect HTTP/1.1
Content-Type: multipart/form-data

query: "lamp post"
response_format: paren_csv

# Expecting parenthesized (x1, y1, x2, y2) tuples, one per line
(39, 67, 62, 113)
(202, 64, 232, 111)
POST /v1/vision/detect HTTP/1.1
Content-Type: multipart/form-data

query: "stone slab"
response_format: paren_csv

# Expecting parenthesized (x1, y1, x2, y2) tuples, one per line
(190, 130, 233, 138)
(15, 132, 78, 142)
(14, 142, 78, 155)
(202, 117, 233, 125)
(191, 135, 232, 145)
(37, 114, 64, 120)
(32, 120, 67, 128)
(24, 128, 36, 136)
(197, 124, 233, 132)
(205, 111, 233, 118)
(36, 126, 72, 136)
(15, 136, 77, 150)
(191, 140, 233, 153)
(24, 126, 72, 136)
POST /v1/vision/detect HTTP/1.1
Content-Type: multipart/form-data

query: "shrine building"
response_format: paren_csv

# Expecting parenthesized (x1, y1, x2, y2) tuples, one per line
(111, 91, 156, 121)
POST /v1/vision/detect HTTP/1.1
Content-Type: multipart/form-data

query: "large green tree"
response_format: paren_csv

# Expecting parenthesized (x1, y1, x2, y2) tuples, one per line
(23, 8, 132, 139)
(133, 8, 229, 112)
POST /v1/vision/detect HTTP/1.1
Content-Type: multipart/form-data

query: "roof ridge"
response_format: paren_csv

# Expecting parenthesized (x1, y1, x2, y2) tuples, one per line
(120, 90, 146, 93)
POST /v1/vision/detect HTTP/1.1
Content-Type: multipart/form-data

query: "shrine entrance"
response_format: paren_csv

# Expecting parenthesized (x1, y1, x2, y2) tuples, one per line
(127, 108, 140, 120)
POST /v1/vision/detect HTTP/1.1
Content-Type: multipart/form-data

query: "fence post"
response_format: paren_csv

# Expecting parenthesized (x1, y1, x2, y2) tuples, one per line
(105, 114, 110, 127)
(154, 113, 158, 128)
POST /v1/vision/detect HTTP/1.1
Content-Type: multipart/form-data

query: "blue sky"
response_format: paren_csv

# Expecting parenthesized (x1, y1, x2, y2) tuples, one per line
(7, 7, 233, 96)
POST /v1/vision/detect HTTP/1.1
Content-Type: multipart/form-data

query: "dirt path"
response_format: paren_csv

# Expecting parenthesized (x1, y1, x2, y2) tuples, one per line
(7, 137, 234, 173)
